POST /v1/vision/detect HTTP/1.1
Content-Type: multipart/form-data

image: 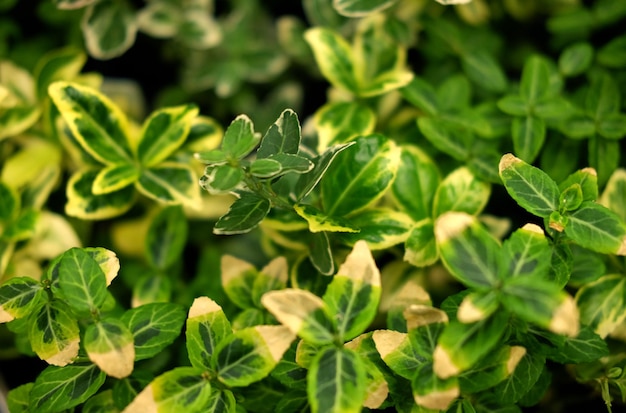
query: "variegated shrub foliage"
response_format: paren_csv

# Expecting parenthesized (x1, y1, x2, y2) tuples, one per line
(2, 0, 626, 413)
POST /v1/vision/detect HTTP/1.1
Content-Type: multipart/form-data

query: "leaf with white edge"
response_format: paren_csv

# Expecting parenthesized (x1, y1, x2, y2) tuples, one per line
(29, 300, 80, 366)
(136, 162, 201, 207)
(262, 289, 337, 345)
(309, 230, 336, 276)
(185, 115, 223, 153)
(575, 274, 626, 338)
(216, 325, 295, 387)
(30, 363, 106, 413)
(221, 254, 258, 310)
(404, 219, 439, 267)
(195, 149, 228, 164)
(433, 167, 491, 217)
(135, 1, 180, 38)
(434, 311, 509, 379)
(137, 104, 199, 167)
(82, 0, 138, 59)
(333, 0, 396, 17)
(145, 206, 188, 271)
(500, 223, 551, 280)
(55, 247, 108, 315)
(373, 330, 426, 380)
(214, 192, 271, 235)
(323, 240, 382, 341)
(257, 108, 301, 158)
(418, 117, 473, 161)
(308, 346, 367, 413)
(392, 145, 440, 222)
(600, 168, 626, 222)
(412, 363, 459, 411)
(200, 164, 245, 193)
(186, 297, 232, 370)
(322, 134, 401, 217)
(267, 153, 314, 175)
(0, 277, 44, 323)
(250, 158, 282, 178)
(93, 164, 140, 194)
(294, 204, 360, 233)
(499, 153, 560, 218)
(435, 212, 500, 289)
(565, 201, 626, 255)
(343, 333, 389, 409)
(85, 319, 135, 378)
(457, 290, 500, 323)
(339, 208, 413, 250)
(221, 114, 260, 160)
(491, 350, 545, 405)
(122, 302, 186, 361)
(66, 168, 135, 220)
(122, 367, 211, 413)
(294, 141, 355, 201)
(314, 101, 376, 152)
(48, 81, 132, 165)
(304, 27, 359, 95)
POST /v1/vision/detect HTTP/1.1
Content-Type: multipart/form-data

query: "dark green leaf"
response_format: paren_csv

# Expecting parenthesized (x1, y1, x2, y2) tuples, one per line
(512, 116, 546, 163)
(294, 142, 354, 201)
(492, 351, 545, 405)
(460, 50, 507, 93)
(56, 247, 108, 315)
(214, 192, 271, 235)
(222, 114, 260, 159)
(565, 201, 626, 254)
(0, 277, 44, 323)
(559, 42, 594, 77)
(418, 117, 472, 161)
(257, 108, 301, 158)
(145, 206, 188, 270)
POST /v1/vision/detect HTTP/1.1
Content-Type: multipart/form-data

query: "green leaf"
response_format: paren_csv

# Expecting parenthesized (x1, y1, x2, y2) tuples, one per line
(294, 141, 355, 201)
(113, 371, 152, 411)
(433, 167, 491, 217)
(491, 350, 545, 405)
(545, 326, 609, 364)
(0, 181, 18, 222)
(250, 158, 282, 178)
(559, 184, 583, 211)
(216, 325, 295, 387)
(333, 0, 396, 17)
(84, 319, 135, 378)
(48, 81, 132, 165)
(457, 290, 500, 323)
(267, 153, 314, 175)
(145, 206, 188, 270)
(435, 212, 500, 289)
(460, 50, 507, 93)
(308, 347, 367, 413)
(343, 332, 389, 409)
(200, 164, 245, 193)
(257, 108, 301, 158)
(66, 169, 136, 220)
(600, 168, 626, 222)
(499, 153, 560, 218)
(520, 55, 551, 103)
(374, 329, 426, 380)
(131, 275, 171, 308)
(565, 201, 626, 255)
(323, 240, 382, 341)
(309, 231, 336, 276)
(221, 255, 260, 309)
(321, 134, 401, 217)
(137, 163, 201, 207)
(222, 114, 260, 160)
(401, 76, 440, 116)
(412, 363, 459, 411)
(83, 389, 117, 413)
(497, 95, 528, 116)
(585, 71, 620, 119)
(418, 117, 472, 161)
(213, 192, 271, 235)
(597, 34, 626, 68)
(7, 383, 33, 413)
(29, 300, 80, 366)
(597, 113, 626, 139)
(559, 42, 594, 77)
(34, 46, 87, 102)
(137, 104, 199, 167)
(262, 289, 337, 345)
(82, 0, 138, 59)
(512, 116, 546, 163)
(500, 223, 551, 280)
(559, 167, 598, 202)
(294, 204, 361, 233)
(338, 208, 413, 250)
(123, 367, 211, 412)
(434, 311, 509, 379)
(186, 296, 233, 370)
(121, 302, 186, 361)
(304, 27, 359, 95)
(93, 164, 140, 194)
(458, 345, 521, 394)
(575, 274, 626, 338)
(404, 219, 439, 267)
(314, 101, 376, 151)
(30, 363, 106, 413)
(391, 144, 440, 222)
(588, 136, 619, 187)
(205, 388, 237, 413)
(0, 276, 44, 323)
(55, 247, 108, 315)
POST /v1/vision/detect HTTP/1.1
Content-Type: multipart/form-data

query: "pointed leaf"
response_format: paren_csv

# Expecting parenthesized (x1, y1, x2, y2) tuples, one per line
(48, 81, 132, 165)
(29, 300, 80, 366)
(418, 116, 473, 161)
(186, 297, 232, 370)
(565, 201, 626, 255)
(136, 163, 201, 207)
(137, 104, 199, 166)
(222, 114, 259, 159)
(333, 0, 395, 17)
(121, 302, 186, 361)
(500, 223, 551, 279)
(559, 42, 594, 77)
(55, 247, 108, 315)
(85, 319, 135, 378)
(492, 350, 545, 405)
(257, 108, 301, 158)
(412, 363, 459, 411)
(221, 254, 259, 310)
(309, 230, 336, 276)
(93, 164, 140, 194)
(66, 169, 135, 219)
(34, 46, 87, 102)
(401, 76, 440, 116)
(600, 168, 626, 222)
(213, 192, 271, 235)
(460, 50, 507, 93)
(338, 208, 413, 250)
(294, 204, 360, 233)
(0, 277, 44, 323)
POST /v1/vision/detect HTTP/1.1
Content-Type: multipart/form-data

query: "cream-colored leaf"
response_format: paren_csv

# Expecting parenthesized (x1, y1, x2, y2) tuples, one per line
(403, 305, 448, 330)
(221, 255, 256, 285)
(254, 325, 295, 362)
(88, 342, 135, 378)
(498, 153, 521, 173)
(261, 289, 325, 335)
(188, 296, 222, 319)
(0, 306, 15, 323)
(457, 296, 486, 323)
(521, 223, 544, 234)
(44, 337, 80, 367)
(549, 295, 579, 337)
(122, 383, 157, 413)
(336, 239, 381, 287)
(433, 345, 460, 379)
(434, 212, 475, 244)
(414, 386, 459, 410)
(260, 256, 288, 284)
(507, 346, 527, 375)
(372, 330, 407, 359)
(364, 378, 389, 409)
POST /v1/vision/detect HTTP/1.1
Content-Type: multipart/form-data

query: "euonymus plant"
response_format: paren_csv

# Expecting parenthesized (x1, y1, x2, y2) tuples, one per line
(2, 0, 626, 412)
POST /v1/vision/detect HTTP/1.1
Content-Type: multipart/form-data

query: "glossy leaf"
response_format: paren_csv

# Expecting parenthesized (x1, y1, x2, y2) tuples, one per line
(499, 153, 560, 218)
(309, 230, 336, 276)
(137, 104, 199, 167)
(82, 389, 117, 413)
(93, 164, 140, 194)
(314, 101, 376, 151)
(433, 167, 490, 217)
(222, 114, 260, 160)
(294, 204, 360, 233)
(7, 383, 33, 413)
(294, 141, 354, 201)
(216, 325, 295, 387)
(308, 347, 367, 413)
(0, 277, 44, 323)
(85, 319, 135, 378)
(82, 0, 138, 59)
(565, 201, 626, 255)
(266, 153, 313, 175)
(545, 326, 609, 364)
(145, 206, 188, 270)
(559, 167, 598, 202)
(575, 274, 626, 338)
(56, 247, 108, 315)
(257, 108, 301, 158)
(122, 302, 186, 361)
(412, 363, 459, 411)
(131, 275, 171, 308)
(221, 255, 259, 309)
(29, 301, 80, 366)
(338, 208, 413, 250)
(65, 169, 135, 219)
(186, 296, 233, 370)
(201, 164, 245, 193)
(49, 81, 132, 165)
(321, 135, 401, 217)
(137, 163, 201, 207)
(34, 46, 86, 102)
(600, 168, 626, 222)
(213, 192, 271, 235)
(30, 363, 106, 413)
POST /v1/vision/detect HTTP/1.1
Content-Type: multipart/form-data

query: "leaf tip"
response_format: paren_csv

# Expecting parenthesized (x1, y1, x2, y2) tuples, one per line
(44, 337, 80, 366)
(433, 345, 460, 379)
(89, 342, 135, 379)
(549, 295, 579, 337)
(521, 223, 544, 235)
(498, 153, 520, 174)
(434, 211, 474, 244)
(403, 304, 448, 330)
(372, 330, 406, 359)
(414, 386, 459, 411)
(457, 297, 486, 323)
(506, 346, 527, 375)
(189, 296, 222, 318)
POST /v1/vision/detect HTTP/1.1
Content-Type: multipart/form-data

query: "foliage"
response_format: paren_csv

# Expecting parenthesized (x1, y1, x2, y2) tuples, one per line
(2, 0, 626, 412)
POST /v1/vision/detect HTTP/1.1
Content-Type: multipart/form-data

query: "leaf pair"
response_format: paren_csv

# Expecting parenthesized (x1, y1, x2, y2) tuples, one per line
(49, 81, 201, 219)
